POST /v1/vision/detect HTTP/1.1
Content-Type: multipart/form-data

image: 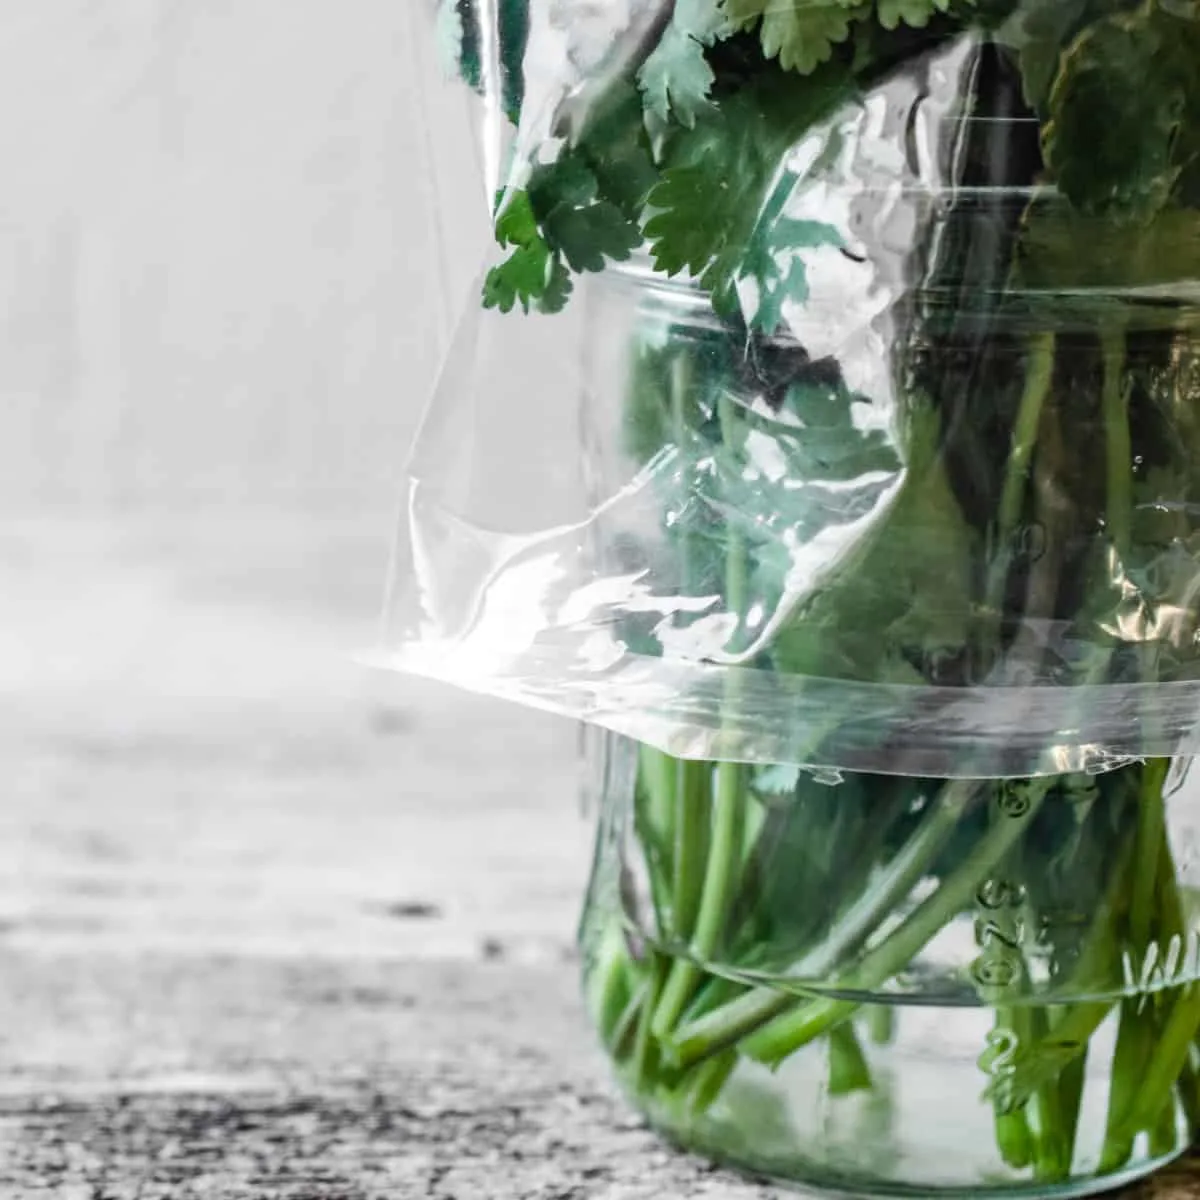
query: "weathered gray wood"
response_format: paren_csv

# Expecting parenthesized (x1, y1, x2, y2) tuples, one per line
(0, 954, 780, 1199)
(2, 520, 1199, 1198)
(2, 953, 1199, 1198)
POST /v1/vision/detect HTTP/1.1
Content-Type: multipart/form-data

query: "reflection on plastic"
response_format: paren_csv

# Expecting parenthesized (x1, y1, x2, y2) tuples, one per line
(394, 13, 1200, 777)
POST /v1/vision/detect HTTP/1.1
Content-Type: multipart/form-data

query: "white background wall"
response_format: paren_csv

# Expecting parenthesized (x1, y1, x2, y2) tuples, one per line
(0, 1, 485, 515)
(0, 3, 512, 728)
(0, 5, 587, 964)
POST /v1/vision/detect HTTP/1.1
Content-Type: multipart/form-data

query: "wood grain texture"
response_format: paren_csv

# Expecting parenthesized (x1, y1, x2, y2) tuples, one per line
(3, 524, 1200, 1198)
(1, 955, 1199, 1199)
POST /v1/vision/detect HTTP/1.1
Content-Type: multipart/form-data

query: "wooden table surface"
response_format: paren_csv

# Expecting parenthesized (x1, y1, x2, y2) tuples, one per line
(2, 519, 1199, 1198)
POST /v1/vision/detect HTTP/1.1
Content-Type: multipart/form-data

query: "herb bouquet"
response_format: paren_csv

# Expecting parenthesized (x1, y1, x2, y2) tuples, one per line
(407, 0, 1200, 1193)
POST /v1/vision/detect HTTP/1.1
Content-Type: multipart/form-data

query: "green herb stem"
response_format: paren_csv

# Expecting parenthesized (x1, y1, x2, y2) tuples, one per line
(687, 1047, 739, 1116)
(1130, 760, 1170, 954)
(653, 759, 745, 1039)
(638, 744, 679, 933)
(992, 1008, 1035, 1170)
(611, 983, 647, 1062)
(673, 760, 712, 942)
(1123, 984, 1200, 1147)
(740, 783, 1051, 1066)
(653, 392, 748, 1040)
(1101, 765, 1183, 1174)
(828, 1022, 873, 1096)
(1101, 998, 1165, 1172)
(665, 778, 983, 1066)
(595, 939, 635, 1047)
(1057, 1048, 1089, 1172)
(1027, 1004, 1072, 1181)
(666, 351, 712, 945)
(995, 1093, 1035, 1170)
(1176, 1056, 1200, 1132)
(865, 1003, 895, 1046)
(997, 1001, 1112, 1109)
(635, 953, 670, 1092)
(997, 331, 1056, 559)
(1100, 328, 1132, 556)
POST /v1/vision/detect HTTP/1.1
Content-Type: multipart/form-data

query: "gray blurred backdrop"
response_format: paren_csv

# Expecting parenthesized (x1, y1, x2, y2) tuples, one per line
(0, 3, 585, 969)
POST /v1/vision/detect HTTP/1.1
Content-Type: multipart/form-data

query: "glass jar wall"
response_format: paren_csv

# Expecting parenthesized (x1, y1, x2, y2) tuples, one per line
(580, 735, 1200, 1196)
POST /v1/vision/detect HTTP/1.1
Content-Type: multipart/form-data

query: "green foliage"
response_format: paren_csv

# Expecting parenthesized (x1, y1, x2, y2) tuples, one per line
(463, 0, 1200, 314)
(994, 0, 1108, 114)
(481, 191, 560, 314)
(639, 24, 719, 129)
(638, 0, 735, 130)
(448, 0, 1200, 1170)
(645, 64, 854, 322)
(1041, 3, 1187, 219)
(769, 398, 982, 682)
(722, 0, 869, 74)
(1013, 207, 1200, 292)
(877, 0, 962, 31)
(436, 0, 527, 123)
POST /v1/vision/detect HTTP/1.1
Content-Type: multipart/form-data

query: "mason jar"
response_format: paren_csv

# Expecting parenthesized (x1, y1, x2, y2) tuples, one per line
(565, 36, 1200, 1188)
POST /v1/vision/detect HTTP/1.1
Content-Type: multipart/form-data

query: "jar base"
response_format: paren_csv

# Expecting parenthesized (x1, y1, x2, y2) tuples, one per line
(642, 1112, 1186, 1200)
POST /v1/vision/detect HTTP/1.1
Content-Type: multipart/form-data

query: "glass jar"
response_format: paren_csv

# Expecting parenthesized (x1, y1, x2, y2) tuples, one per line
(564, 43, 1200, 1184)
(579, 732, 1200, 1197)
(396, 15, 1200, 1196)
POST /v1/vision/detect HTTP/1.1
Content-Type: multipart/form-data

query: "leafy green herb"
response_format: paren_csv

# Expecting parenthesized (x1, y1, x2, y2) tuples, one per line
(724, 0, 867, 74)
(444, 0, 1200, 1188)
(436, 0, 528, 122)
(1042, 2, 1187, 218)
(878, 0, 963, 31)
(482, 190, 571, 314)
(638, 0, 735, 130)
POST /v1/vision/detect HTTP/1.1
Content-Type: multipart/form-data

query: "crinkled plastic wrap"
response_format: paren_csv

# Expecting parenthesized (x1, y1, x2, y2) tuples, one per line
(393, 3, 1200, 777)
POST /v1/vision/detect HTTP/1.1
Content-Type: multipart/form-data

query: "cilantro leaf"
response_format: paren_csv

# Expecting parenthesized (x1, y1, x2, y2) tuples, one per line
(877, 0, 961, 31)
(539, 258, 574, 314)
(646, 68, 852, 326)
(482, 191, 556, 314)
(543, 200, 642, 273)
(494, 187, 539, 248)
(723, 0, 868, 75)
(482, 75, 656, 314)
(482, 241, 553, 313)
(994, 0, 1099, 114)
(770, 398, 981, 683)
(483, 149, 644, 313)
(637, 0, 736, 130)
(742, 215, 845, 333)
(645, 163, 729, 277)
(527, 156, 642, 274)
(639, 22, 718, 129)
(1042, 4, 1186, 219)
(752, 256, 812, 335)
(528, 158, 598, 211)
(575, 79, 661, 215)
(678, 0, 739, 40)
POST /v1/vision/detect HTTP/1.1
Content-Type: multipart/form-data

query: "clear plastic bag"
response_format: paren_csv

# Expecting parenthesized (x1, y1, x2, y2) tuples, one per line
(388, 4, 1200, 777)
(399, 7, 1200, 1196)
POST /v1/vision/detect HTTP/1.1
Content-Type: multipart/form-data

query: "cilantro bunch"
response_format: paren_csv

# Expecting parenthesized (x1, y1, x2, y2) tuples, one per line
(454, 0, 1200, 326)
(435, 0, 1200, 1191)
